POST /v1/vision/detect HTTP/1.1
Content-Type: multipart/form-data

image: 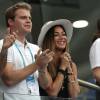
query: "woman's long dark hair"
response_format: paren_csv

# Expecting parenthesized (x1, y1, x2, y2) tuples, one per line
(42, 25, 68, 79)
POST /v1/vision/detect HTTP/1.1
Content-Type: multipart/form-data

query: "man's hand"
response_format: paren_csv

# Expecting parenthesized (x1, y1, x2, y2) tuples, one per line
(35, 49, 54, 69)
(2, 28, 17, 49)
(0, 28, 16, 75)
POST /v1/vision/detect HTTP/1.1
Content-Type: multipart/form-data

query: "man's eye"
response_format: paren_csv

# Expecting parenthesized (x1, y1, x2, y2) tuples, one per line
(29, 17, 32, 20)
(54, 34, 58, 36)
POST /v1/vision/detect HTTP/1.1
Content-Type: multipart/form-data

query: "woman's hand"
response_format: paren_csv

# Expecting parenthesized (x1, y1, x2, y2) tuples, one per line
(60, 52, 72, 73)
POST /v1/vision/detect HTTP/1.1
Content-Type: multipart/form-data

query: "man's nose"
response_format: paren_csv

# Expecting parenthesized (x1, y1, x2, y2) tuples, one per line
(26, 17, 31, 22)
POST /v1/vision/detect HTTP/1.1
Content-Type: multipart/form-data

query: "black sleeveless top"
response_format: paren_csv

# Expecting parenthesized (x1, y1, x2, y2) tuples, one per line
(39, 70, 70, 98)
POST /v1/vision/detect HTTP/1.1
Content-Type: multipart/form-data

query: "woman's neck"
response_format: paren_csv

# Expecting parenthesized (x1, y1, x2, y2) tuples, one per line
(55, 49, 64, 55)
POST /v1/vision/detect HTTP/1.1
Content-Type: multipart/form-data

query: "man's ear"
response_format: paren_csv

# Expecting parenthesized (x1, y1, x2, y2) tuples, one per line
(8, 19, 14, 27)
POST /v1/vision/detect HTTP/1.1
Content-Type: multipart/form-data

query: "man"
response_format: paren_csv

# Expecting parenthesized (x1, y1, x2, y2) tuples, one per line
(89, 19, 100, 100)
(0, 2, 54, 100)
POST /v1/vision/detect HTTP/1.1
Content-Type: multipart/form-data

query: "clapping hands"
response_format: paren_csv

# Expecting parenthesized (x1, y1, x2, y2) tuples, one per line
(35, 49, 54, 69)
(60, 52, 73, 74)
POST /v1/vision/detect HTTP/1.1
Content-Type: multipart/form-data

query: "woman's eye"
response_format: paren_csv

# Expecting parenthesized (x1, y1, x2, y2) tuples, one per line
(54, 32, 58, 36)
(54, 32, 66, 36)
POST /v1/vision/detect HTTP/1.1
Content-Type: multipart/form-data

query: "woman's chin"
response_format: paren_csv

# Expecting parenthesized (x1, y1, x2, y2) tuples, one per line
(56, 47, 66, 51)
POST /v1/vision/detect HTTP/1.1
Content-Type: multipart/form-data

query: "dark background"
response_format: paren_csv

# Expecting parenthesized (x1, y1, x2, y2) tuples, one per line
(0, 0, 100, 81)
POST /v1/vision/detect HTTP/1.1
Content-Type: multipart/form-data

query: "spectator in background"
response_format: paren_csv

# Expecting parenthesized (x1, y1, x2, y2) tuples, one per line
(89, 19, 100, 100)
(0, 2, 54, 100)
(38, 19, 80, 99)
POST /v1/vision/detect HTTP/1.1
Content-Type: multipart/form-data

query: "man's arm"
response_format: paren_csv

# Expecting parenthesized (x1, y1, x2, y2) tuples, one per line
(0, 47, 8, 75)
(1, 62, 39, 86)
(1, 49, 54, 87)
(0, 32, 16, 75)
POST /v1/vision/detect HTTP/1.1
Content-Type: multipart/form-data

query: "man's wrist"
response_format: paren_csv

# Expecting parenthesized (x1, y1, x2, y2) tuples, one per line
(0, 48, 8, 60)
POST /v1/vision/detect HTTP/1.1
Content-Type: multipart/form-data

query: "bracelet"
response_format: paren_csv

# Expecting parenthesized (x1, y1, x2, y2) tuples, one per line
(66, 72, 73, 75)
(58, 69, 66, 77)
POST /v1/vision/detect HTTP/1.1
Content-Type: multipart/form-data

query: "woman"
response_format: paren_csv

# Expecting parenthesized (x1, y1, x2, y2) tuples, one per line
(38, 19, 80, 99)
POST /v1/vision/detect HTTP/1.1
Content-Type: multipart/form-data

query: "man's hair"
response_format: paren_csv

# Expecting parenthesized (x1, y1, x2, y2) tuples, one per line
(5, 2, 32, 27)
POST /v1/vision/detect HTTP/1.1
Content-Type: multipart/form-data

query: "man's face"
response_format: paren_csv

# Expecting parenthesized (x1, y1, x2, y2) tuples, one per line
(10, 9, 32, 35)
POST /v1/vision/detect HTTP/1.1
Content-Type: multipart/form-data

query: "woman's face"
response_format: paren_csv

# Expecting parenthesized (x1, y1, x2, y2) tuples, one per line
(54, 26, 67, 50)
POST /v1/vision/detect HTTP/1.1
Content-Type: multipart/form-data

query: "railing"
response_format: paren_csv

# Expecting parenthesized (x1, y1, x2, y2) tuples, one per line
(0, 93, 96, 100)
(0, 79, 99, 100)
(0, 93, 72, 100)
(78, 79, 100, 91)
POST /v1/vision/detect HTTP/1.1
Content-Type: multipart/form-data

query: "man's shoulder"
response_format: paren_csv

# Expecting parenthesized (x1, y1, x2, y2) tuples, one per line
(91, 38, 100, 48)
(28, 42, 40, 51)
(28, 42, 39, 48)
(94, 38, 100, 44)
(0, 39, 3, 47)
(0, 39, 3, 44)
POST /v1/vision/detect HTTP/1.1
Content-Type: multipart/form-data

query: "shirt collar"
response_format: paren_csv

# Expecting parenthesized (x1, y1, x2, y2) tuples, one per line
(14, 39, 29, 48)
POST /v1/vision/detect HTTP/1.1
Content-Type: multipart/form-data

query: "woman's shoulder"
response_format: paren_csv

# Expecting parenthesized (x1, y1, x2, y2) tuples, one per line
(71, 61, 77, 70)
